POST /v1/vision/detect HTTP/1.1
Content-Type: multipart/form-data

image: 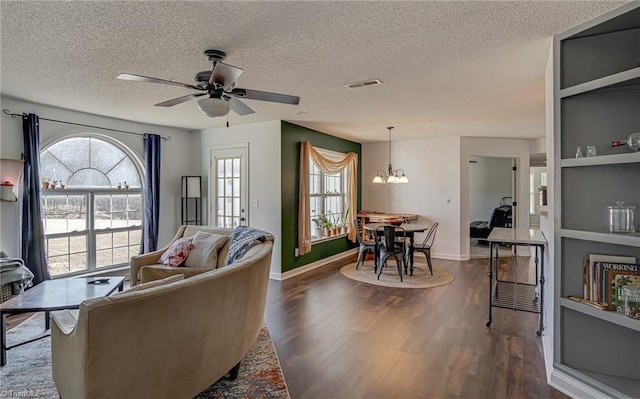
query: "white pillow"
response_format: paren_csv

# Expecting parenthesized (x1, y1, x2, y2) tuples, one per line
(184, 231, 229, 268)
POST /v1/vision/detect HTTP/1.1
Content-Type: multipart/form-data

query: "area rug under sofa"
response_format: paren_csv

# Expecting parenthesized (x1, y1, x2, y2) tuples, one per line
(0, 314, 289, 398)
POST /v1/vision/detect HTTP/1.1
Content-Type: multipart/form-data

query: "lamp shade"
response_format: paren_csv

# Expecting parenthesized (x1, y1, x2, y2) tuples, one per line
(197, 98, 229, 118)
(181, 176, 201, 198)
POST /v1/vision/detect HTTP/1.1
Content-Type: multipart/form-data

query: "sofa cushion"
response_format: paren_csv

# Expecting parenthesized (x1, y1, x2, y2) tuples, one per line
(159, 237, 194, 267)
(124, 274, 184, 293)
(139, 265, 212, 284)
(184, 231, 229, 268)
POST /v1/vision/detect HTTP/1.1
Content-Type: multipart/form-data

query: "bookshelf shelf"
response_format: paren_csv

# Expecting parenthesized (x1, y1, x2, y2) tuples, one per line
(560, 67, 640, 98)
(560, 153, 640, 168)
(555, 364, 640, 399)
(560, 229, 640, 247)
(560, 297, 640, 332)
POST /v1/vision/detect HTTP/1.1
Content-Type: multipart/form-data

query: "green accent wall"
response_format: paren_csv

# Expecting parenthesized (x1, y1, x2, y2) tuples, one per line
(280, 122, 362, 273)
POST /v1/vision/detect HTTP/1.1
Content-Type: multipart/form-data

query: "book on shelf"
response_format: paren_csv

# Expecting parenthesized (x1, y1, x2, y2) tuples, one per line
(613, 274, 640, 312)
(597, 262, 639, 310)
(582, 254, 636, 307)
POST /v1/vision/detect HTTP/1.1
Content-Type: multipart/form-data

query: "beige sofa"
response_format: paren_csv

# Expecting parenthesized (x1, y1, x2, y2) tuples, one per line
(50, 226, 274, 399)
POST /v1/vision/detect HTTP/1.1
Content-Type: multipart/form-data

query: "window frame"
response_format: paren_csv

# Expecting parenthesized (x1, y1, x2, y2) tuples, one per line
(40, 134, 144, 277)
(309, 148, 348, 243)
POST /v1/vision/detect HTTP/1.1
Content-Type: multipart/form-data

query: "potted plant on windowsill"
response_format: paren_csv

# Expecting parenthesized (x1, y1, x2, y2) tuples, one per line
(321, 215, 332, 237)
(41, 178, 49, 189)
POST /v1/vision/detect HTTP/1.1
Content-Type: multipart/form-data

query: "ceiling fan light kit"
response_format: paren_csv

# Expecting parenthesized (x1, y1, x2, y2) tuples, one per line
(197, 98, 229, 118)
(372, 126, 409, 184)
(117, 49, 300, 118)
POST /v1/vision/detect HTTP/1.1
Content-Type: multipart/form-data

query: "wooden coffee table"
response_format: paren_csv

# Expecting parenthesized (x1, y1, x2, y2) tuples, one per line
(0, 276, 124, 365)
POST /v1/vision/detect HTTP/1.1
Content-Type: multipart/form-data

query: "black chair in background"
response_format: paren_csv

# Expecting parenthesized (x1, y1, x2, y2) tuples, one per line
(410, 222, 439, 276)
(375, 225, 406, 282)
(353, 219, 377, 271)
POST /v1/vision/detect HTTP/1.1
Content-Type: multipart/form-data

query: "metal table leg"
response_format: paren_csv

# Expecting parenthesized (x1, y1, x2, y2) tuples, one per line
(537, 245, 545, 336)
(409, 234, 415, 276)
(1, 313, 6, 366)
(486, 242, 494, 327)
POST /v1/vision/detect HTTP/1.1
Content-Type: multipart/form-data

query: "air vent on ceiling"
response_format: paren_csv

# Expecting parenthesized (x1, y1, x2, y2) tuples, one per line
(344, 79, 383, 89)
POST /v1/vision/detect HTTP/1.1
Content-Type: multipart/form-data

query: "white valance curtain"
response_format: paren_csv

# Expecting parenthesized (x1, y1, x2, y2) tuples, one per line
(298, 142, 358, 256)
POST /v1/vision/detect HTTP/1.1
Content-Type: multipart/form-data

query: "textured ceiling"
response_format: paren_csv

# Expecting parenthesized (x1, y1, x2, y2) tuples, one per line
(0, 1, 627, 143)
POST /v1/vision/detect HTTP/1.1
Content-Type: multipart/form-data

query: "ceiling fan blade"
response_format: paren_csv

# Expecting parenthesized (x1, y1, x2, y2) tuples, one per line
(154, 93, 207, 107)
(231, 88, 300, 105)
(229, 97, 255, 116)
(118, 73, 203, 91)
(209, 62, 244, 89)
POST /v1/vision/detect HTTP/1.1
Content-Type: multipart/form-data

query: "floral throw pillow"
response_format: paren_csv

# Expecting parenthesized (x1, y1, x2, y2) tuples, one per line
(159, 237, 194, 267)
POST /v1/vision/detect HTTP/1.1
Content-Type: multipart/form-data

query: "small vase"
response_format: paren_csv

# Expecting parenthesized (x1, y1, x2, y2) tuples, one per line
(60, 184, 66, 189)
(323, 229, 330, 238)
(42, 182, 49, 189)
(50, 184, 56, 189)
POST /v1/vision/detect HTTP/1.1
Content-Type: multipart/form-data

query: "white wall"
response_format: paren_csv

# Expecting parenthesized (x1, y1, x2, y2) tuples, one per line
(362, 136, 462, 260)
(0, 97, 194, 256)
(468, 156, 513, 223)
(195, 121, 282, 277)
(460, 137, 532, 258)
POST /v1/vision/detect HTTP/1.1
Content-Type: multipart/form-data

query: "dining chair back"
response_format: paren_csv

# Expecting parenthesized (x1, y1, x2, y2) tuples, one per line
(353, 219, 376, 270)
(375, 224, 406, 282)
(413, 222, 439, 275)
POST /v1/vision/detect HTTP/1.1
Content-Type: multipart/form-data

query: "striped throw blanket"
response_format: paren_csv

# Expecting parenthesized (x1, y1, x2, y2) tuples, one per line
(227, 227, 274, 265)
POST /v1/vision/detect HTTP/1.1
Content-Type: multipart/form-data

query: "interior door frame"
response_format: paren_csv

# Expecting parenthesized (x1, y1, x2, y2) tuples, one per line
(208, 143, 249, 227)
(467, 155, 518, 256)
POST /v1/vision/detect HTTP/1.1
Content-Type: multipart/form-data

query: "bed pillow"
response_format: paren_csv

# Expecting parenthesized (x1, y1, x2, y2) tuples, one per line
(184, 231, 229, 268)
(159, 237, 194, 267)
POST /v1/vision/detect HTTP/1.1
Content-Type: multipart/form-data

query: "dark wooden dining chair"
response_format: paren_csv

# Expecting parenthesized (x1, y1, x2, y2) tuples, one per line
(410, 222, 439, 276)
(353, 219, 377, 271)
(375, 224, 406, 282)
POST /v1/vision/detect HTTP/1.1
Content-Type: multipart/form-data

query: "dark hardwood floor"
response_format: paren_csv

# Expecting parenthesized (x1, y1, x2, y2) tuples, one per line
(265, 254, 567, 399)
(6, 254, 566, 398)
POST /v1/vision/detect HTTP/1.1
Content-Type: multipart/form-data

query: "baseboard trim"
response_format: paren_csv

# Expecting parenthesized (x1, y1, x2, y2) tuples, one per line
(432, 252, 466, 261)
(271, 248, 358, 281)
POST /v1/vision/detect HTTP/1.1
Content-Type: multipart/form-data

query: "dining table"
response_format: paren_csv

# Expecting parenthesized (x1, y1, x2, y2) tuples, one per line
(363, 223, 430, 276)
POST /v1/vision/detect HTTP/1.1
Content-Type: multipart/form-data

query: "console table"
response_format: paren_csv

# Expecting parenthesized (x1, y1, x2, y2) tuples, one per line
(485, 227, 547, 336)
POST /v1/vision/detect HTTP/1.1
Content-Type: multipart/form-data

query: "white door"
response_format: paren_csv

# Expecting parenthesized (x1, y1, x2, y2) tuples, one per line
(209, 144, 249, 228)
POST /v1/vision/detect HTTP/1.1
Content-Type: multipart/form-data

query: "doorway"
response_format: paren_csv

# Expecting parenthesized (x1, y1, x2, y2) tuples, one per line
(209, 144, 249, 228)
(468, 156, 516, 258)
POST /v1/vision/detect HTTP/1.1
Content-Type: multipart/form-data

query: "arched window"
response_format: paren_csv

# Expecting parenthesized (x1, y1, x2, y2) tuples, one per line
(40, 136, 143, 276)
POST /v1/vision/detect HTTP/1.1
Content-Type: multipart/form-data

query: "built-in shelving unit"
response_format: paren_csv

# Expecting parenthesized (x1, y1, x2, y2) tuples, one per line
(553, 3, 640, 398)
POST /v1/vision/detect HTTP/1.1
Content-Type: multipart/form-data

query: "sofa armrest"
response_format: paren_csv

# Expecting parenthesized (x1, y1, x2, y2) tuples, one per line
(51, 309, 88, 398)
(130, 250, 164, 286)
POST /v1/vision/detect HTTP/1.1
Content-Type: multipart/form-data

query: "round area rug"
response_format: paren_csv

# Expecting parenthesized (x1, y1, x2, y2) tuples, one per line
(340, 261, 455, 289)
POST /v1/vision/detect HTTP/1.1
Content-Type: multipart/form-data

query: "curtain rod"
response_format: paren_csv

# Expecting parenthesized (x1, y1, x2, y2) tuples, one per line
(2, 109, 171, 141)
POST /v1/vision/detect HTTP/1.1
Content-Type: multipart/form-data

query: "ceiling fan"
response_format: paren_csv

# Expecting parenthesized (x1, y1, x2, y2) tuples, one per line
(117, 49, 300, 118)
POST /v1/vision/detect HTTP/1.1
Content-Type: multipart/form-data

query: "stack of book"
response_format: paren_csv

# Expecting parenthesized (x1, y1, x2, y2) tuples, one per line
(583, 254, 639, 311)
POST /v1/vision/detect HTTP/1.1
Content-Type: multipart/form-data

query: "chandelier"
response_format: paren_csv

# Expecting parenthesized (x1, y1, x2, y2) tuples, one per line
(372, 126, 408, 184)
